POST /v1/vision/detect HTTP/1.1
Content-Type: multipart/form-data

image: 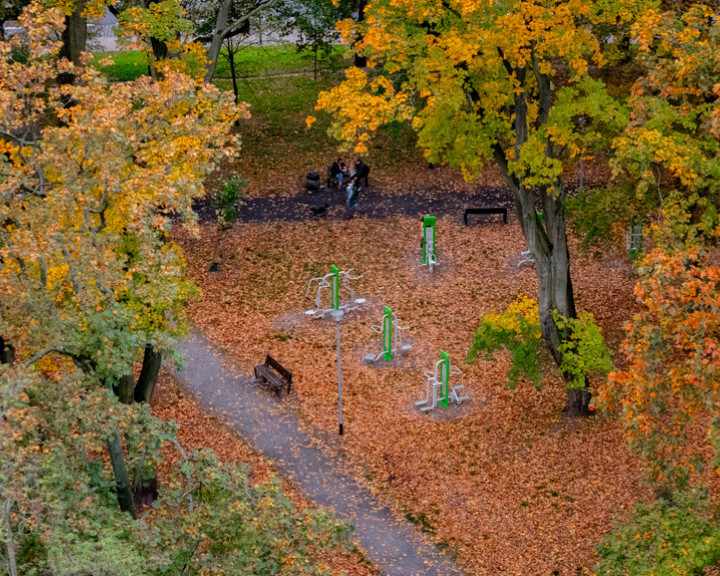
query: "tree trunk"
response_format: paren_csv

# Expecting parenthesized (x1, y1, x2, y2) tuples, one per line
(60, 6, 87, 65)
(2, 499, 18, 576)
(204, 0, 274, 83)
(134, 345, 162, 403)
(532, 187, 590, 418)
(493, 56, 590, 417)
(352, 0, 367, 68)
(0, 337, 14, 365)
(205, 0, 233, 83)
(117, 374, 134, 405)
(58, 5, 87, 85)
(107, 430, 137, 518)
(150, 36, 168, 61)
(227, 44, 239, 104)
(221, 229, 227, 270)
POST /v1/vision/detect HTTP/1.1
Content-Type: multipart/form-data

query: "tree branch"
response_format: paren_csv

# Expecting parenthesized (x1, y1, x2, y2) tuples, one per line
(496, 47, 514, 76)
(23, 347, 84, 369)
(170, 438, 193, 513)
(219, 0, 277, 41)
(440, 0, 462, 19)
(530, 46, 552, 130)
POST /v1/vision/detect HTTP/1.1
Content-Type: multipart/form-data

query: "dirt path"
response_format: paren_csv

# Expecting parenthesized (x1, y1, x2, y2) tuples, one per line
(194, 185, 518, 224)
(174, 330, 465, 576)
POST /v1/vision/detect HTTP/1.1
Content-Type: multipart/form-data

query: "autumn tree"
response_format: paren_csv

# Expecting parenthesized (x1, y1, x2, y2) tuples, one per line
(313, 0, 644, 416)
(594, 2, 720, 493)
(272, 0, 354, 79)
(0, 366, 352, 575)
(0, 1, 242, 513)
(571, 1, 720, 252)
(600, 245, 720, 495)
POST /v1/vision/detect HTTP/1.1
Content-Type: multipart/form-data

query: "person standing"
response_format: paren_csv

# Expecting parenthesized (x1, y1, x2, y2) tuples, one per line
(346, 177, 360, 219)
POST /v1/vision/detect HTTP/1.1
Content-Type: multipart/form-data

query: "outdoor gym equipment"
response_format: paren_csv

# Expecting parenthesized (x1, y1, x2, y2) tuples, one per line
(364, 305, 411, 364)
(305, 265, 366, 436)
(414, 351, 469, 412)
(305, 265, 366, 319)
(627, 224, 643, 258)
(422, 216, 438, 269)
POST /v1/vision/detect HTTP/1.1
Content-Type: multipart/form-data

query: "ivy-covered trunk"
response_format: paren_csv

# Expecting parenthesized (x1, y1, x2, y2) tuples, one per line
(512, 181, 589, 416)
(535, 188, 590, 417)
(500, 65, 590, 418)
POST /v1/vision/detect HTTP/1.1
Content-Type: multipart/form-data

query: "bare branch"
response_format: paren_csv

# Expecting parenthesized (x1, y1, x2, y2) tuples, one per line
(219, 0, 278, 41)
(170, 438, 194, 513)
(23, 348, 81, 369)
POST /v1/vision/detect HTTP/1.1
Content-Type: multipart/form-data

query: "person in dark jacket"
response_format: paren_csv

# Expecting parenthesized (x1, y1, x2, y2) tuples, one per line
(353, 159, 370, 187)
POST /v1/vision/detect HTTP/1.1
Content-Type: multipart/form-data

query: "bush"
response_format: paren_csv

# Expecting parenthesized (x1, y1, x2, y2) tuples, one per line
(467, 295, 612, 389)
(554, 310, 613, 389)
(596, 490, 720, 576)
(213, 176, 246, 227)
(467, 295, 544, 387)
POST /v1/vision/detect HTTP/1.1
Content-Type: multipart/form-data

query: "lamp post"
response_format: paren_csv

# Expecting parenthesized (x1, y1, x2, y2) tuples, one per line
(329, 308, 345, 435)
(305, 265, 365, 436)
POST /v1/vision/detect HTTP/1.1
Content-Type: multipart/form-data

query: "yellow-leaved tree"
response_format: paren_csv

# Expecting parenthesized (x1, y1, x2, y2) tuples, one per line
(314, 0, 647, 416)
(0, 1, 244, 514)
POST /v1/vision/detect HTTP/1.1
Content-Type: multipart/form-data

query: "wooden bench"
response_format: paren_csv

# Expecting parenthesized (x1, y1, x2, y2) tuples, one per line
(464, 207, 507, 225)
(254, 355, 292, 395)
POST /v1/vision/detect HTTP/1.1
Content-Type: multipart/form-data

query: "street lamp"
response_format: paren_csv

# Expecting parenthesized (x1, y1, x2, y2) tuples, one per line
(306, 266, 365, 435)
(328, 308, 345, 435)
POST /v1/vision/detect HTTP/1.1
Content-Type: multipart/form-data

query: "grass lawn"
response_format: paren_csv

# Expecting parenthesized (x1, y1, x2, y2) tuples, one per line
(212, 72, 519, 198)
(213, 44, 347, 79)
(92, 49, 148, 81)
(92, 44, 346, 82)
(174, 216, 648, 576)
(92, 46, 605, 199)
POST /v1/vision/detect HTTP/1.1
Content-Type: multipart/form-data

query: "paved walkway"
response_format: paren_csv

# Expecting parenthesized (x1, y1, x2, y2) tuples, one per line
(174, 331, 464, 576)
(194, 185, 517, 225)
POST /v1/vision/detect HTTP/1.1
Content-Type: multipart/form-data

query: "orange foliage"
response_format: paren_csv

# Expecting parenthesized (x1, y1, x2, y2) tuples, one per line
(601, 245, 720, 491)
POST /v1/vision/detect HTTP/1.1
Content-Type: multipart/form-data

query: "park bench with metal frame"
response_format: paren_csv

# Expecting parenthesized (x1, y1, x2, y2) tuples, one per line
(254, 354, 292, 395)
(464, 207, 508, 225)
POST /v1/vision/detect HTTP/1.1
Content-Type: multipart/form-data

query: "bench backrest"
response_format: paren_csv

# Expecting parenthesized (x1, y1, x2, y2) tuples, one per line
(265, 354, 292, 383)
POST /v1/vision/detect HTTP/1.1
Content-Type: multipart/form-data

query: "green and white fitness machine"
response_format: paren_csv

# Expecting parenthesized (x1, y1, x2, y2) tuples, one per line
(364, 305, 412, 364)
(415, 351, 469, 411)
(422, 216, 437, 269)
(627, 224, 643, 258)
(305, 265, 366, 319)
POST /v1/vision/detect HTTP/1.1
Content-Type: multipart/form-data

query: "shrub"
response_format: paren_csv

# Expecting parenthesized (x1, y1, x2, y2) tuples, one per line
(467, 295, 544, 388)
(554, 310, 613, 390)
(213, 176, 246, 228)
(596, 490, 720, 576)
(467, 295, 612, 390)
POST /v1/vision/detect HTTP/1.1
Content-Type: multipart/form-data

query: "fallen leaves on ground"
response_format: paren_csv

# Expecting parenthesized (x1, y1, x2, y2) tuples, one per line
(151, 370, 379, 576)
(173, 215, 648, 576)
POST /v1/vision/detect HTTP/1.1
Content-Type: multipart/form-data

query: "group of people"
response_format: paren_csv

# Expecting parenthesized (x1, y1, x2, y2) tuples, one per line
(329, 158, 370, 218)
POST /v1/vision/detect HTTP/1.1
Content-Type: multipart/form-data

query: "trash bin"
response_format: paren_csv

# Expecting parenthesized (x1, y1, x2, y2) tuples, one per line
(306, 171, 320, 192)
